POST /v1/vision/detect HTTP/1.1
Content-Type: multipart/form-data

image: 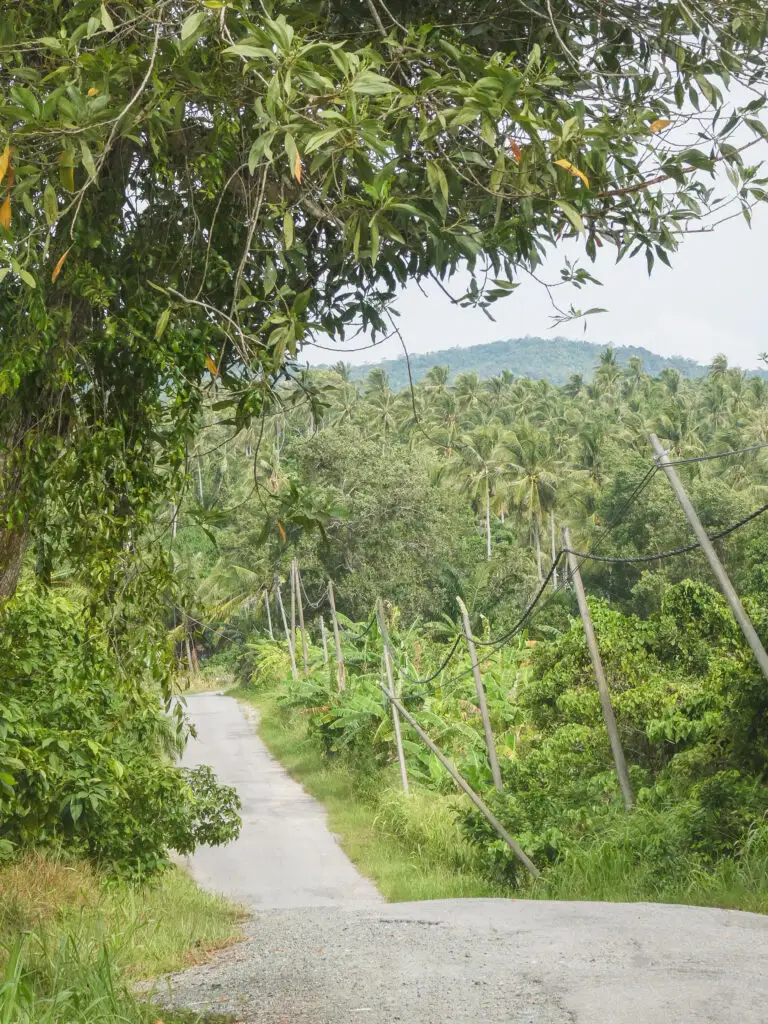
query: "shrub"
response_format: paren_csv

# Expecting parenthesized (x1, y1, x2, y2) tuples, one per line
(0, 584, 241, 876)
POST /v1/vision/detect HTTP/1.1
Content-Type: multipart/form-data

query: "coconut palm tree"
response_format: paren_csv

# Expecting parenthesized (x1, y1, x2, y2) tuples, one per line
(504, 423, 559, 580)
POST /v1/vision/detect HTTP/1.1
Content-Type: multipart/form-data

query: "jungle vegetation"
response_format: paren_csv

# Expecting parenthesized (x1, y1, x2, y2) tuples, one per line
(2, 0, 768, 1013)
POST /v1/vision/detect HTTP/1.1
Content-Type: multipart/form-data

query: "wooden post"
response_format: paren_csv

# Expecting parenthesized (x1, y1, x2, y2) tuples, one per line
(290, 559, 297, 657)
(456, 597, 503, 792)
(264, 590, 274, 640)
(563, 527, 634, 810)
(550, 510, 558, 591)
(376, 600, 410, 796)
(327, 580, 346, 692)
(650, 433, 768, 685)
(274, 578, 298, 681)
(319, 615, 329, 664)
(376, 680, 539, 878)
(294, 562, 309, 675)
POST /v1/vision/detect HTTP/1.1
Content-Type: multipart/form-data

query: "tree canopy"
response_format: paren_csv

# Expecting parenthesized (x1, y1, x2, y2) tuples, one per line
(2, 0, 768, 598)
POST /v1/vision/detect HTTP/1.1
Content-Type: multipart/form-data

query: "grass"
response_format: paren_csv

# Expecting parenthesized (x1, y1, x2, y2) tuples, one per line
(237, 687, 511, 902)
(534, 820, 768, 913)
(0, 853, 244, 1023)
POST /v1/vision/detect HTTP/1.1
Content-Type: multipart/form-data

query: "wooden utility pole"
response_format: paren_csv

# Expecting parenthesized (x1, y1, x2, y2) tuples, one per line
(649, 434, 768, 684)
(563, 527, 634, 810)
(456, 597, 503, 792)
(376, 681, 539, 878)
(550, 510, 558, 591)
(318, 615, 329, 664)
(327, 580, 346, 692)
(294, 562, 309, 675)
(263, 589, 274, 640)
(274, 577, 298, 680)
(376, 600, 410, 795)
(290, 559, 297, 657)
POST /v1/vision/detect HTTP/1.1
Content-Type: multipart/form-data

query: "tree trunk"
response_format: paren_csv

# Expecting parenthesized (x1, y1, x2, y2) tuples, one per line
(533, 515, 544, 582)
(485, 480, 492, 560)
(0, 524, 29, 602)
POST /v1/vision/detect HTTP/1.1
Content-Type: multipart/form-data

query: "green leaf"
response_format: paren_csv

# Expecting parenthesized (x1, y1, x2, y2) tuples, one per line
(351, 70, 397, 96)
(426, 161, 449, 203)
(100, 4, 115, 31)
(19, 269, 36, 288)
(283, 211, 294, 249)
(0, 267, 9, 284)
(155, 307, 171, 339)
(304, 127, 343, 155)
(223, 43, 273, 59)
(80, 140, 97, 180)
(44, 184, 58, 226)
(555, 200, 585, 233)
(181, 10, 205, 40)
(370, 219, 380, 265)
(284, 132, 299, 180)
(263, 257, 277, 296)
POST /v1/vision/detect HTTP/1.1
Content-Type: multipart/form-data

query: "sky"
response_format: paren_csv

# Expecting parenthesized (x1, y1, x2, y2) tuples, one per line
(303, 203, 768, 372)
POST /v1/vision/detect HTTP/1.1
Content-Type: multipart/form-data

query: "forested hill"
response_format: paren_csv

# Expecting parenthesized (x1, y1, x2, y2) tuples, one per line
(340, 338, 761, 389)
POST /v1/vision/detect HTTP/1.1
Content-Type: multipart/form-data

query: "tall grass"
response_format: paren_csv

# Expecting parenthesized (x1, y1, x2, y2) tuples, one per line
(0, 854, 243, 1023)
(535, 818, 768, 913)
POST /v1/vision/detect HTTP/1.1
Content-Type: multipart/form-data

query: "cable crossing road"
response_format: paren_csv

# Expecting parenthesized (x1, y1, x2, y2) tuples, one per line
(158, 691, 768, 1024)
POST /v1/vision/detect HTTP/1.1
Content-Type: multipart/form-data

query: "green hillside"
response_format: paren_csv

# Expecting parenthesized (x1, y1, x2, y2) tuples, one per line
(341, 338, 760, 389)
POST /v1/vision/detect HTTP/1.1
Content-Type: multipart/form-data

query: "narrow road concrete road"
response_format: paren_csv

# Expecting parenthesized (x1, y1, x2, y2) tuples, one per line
(179, 691, 381, 908)
(162, 691, 768, 1024)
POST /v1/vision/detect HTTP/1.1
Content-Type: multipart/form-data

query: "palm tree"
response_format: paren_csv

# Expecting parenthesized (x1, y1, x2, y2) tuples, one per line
(448, 425, 506, 559)
(364, 367, 390, 396)
(424, 365, 450, 393)
(504, 424, 559, 580)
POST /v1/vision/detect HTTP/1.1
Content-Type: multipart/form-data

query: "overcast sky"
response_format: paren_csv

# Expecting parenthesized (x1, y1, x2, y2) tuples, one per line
(304, 203, 768, 372)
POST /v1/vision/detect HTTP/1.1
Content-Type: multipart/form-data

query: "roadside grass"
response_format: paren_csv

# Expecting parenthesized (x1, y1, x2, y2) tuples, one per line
(236, 687, 511, 902)
(0, 853, 244, 1023)
(238, 686, 768, 914)
(535, 822, 768, 914)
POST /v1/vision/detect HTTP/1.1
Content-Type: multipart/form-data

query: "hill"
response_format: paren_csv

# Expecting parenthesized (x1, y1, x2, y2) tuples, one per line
(339, 338, 762, 389)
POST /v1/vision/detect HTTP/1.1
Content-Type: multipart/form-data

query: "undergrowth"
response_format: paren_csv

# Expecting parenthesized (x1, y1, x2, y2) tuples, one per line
(239, 683, 768, 913)
(0, 853, 243, 1023)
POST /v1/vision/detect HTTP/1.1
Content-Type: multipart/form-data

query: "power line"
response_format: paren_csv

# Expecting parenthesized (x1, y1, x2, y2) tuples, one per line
(564, 500, 768, 564)
(472, 553, 565, 647)
(391, 634, 464, 687)
(668, 441, 768, 466)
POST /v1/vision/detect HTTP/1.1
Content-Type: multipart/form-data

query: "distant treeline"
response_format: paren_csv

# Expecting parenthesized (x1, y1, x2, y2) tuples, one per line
(330, 338, 766, 390)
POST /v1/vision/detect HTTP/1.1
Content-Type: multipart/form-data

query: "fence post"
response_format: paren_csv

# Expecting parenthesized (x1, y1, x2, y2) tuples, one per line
(294, 562, 310, 675)
(649, 433, 768, 685)
(376, 599, 410, 796)
(274, 577, 298, 681)
(456, 597, 503, 792)
(562, 527, 634, 810)
(318, 615, 329, 664)
(327, 580, 346, 693)
(263, 590, 274, 640)
(376, 680, 539, 878)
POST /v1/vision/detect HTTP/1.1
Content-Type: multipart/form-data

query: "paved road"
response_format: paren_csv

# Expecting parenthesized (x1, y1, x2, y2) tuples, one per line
(179, 692, 381, 907)
(163, 692, 768, 1024)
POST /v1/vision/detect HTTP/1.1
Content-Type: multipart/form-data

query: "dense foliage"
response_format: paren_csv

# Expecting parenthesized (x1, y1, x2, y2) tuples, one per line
(3, 0, 768, 604)
(339, 338, 768, 391)
(0, 584, 241, 876)
(183, 348, 768, 892)
(3, 0, 768, 902)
